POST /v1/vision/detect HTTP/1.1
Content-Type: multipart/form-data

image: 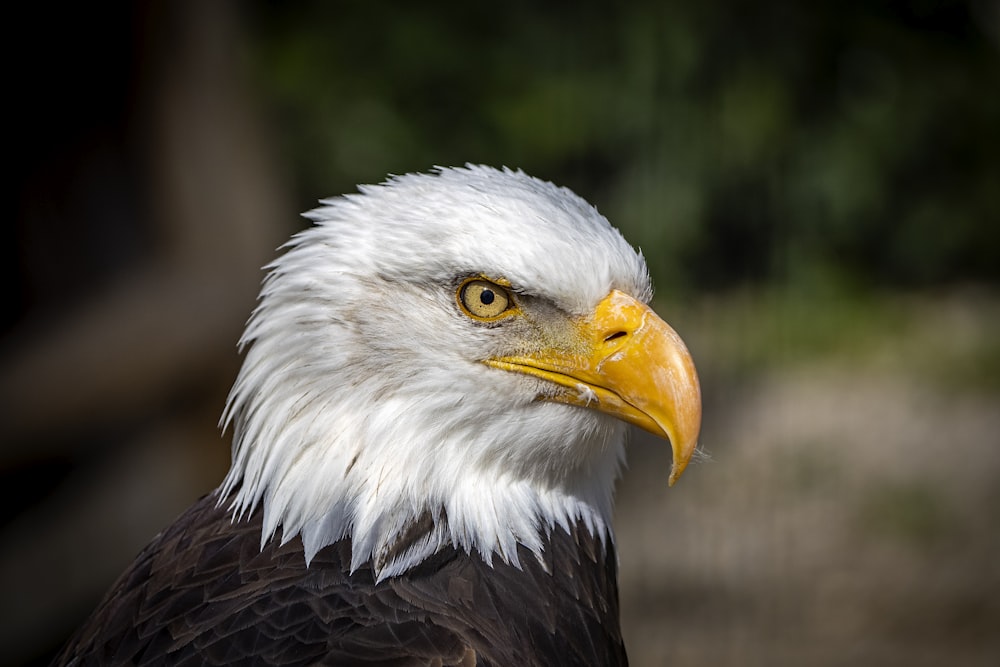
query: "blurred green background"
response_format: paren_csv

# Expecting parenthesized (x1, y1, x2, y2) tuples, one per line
(2, 1, 998, 665)
(253, 0, 1000, 293)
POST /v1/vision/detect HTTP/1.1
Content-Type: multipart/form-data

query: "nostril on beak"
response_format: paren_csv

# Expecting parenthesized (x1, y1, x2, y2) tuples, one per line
(603, 330, 627, 344)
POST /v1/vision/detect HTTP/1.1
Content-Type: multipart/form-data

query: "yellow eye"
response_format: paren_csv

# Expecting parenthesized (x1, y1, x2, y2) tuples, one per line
(458, 278, 515, 320)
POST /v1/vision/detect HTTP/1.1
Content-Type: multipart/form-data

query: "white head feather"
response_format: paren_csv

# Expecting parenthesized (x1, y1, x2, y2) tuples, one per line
(220, 165, 652, 579)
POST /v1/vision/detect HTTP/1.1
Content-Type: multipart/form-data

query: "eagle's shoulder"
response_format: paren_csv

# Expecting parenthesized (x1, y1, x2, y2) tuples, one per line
(53, 494, 625, 667)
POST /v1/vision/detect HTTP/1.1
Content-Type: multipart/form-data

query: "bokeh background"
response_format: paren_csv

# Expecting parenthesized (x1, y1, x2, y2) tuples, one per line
(3, 1, 998, 664)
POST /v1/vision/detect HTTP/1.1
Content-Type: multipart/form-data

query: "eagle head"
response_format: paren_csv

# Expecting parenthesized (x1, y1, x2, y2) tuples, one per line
(219, 165, 701, 578)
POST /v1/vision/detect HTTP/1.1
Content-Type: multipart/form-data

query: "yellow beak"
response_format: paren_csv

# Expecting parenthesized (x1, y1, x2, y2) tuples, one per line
(486, 290, 702, 485)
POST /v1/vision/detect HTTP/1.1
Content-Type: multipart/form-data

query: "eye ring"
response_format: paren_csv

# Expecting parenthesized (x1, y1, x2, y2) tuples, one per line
(457, 278, 517, 321)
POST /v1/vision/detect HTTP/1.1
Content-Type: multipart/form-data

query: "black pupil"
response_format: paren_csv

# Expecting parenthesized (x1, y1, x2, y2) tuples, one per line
(479, 289, 495, 305)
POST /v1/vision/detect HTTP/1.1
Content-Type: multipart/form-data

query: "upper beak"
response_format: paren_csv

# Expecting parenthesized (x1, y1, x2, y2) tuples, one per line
(486, 290, 702, 485)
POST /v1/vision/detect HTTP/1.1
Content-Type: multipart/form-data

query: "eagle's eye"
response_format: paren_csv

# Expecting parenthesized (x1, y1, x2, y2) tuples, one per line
(457, 278, 515, 321)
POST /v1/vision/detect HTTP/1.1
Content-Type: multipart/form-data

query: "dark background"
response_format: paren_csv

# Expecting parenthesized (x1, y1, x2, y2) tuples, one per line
(3, 1, 998, 664)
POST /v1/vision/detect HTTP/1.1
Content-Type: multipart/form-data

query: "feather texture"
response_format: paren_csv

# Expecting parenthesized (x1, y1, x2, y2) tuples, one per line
(54, 493, 626, 666)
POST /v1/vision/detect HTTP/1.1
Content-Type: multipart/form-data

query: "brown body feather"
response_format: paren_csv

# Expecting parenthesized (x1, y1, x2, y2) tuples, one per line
(53, 493, 626, 666)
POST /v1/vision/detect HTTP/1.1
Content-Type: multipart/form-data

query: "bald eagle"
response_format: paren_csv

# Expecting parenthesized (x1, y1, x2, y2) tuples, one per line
(54, 166, 701, 666)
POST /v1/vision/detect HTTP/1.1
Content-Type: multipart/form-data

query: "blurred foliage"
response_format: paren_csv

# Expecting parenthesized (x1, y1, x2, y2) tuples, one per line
(245, 0, 999, 294)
